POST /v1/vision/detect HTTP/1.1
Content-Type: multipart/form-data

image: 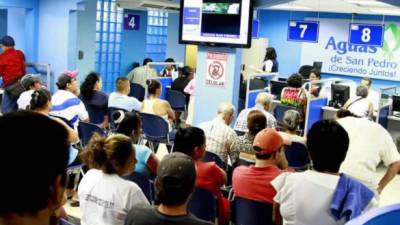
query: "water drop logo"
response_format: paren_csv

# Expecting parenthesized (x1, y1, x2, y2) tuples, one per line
(382, 23, 400, 60)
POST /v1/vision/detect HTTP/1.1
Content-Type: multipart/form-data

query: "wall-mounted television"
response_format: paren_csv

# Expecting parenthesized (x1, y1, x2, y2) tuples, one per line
(179, 0, 253, 48)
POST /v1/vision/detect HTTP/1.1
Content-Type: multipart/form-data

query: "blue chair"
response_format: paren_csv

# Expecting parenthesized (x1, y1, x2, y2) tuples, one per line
(78, 121, 106, 147)
(124, 171, 154, 203)
(108, 107, 127, 131)
(167, 90, 186, 112)
(345, 203, 400, 225)
(129, 83, 145, 102)
(203, 151, 225, 169)
(284, 142, 310, 171)
(231, 196, 273, 225)
(188, 188, 217, 222)
(140, 112, 173, 152)
(85, 103, 106, 124)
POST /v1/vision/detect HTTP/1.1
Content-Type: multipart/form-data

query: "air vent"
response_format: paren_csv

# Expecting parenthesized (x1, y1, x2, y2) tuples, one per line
(141, 3, 165, 9)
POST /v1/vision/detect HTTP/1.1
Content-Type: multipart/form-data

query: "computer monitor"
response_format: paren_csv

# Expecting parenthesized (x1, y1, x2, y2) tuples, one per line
(392, 95, 400, 114)
(331, 84, 350, 108)
(270, 80, 288, 100)
(278, 77, 287, 82)
(313, 61, 323, 73)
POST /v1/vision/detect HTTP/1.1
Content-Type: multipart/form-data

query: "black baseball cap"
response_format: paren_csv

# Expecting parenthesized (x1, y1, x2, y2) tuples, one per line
(1, 36, 15, 47)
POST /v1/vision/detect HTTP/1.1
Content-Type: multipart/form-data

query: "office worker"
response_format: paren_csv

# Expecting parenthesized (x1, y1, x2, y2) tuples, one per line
(263, 47, 278, 73)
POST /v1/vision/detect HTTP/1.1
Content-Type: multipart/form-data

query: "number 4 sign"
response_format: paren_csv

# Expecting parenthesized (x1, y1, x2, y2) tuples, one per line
(287, 20, 319, 43)
(349, 23, 384, 47)
(124, 14, 140, 31)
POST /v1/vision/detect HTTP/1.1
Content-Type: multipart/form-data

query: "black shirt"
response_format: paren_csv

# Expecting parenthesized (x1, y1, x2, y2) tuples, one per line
(171, 77, 190, 93)
(124, 205, 213, 225)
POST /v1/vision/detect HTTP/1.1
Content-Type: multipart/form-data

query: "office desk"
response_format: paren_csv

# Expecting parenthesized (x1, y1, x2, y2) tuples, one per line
(322, 106, 339, 120)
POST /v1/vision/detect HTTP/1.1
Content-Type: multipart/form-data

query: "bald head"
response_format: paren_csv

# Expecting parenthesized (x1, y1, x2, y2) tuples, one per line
(256, 92, 273, 111)
(217, 102, 235, 125)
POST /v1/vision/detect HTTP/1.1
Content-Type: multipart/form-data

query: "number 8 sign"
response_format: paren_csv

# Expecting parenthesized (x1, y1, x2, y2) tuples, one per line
(349, 23, 384, 47)
(287, 20, 320, 43)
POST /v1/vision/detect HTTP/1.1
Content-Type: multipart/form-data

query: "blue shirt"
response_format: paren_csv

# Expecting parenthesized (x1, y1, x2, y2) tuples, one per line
(108, 92, 142, 112)
(134, 144, 152, 177)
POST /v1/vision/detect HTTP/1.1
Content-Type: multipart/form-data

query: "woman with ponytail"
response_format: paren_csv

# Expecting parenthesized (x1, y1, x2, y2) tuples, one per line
(78, 133, 149, 225)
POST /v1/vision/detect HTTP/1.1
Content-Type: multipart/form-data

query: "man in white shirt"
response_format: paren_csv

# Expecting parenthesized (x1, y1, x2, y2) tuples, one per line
(361, 77, 380, 112)
(17, 74, 42, 110)
(337, 113, 400, 193)
(198, 102, 238, 165)
(126, 58, 157, 89)
(108, 77, 141, 112)
(234, 92, 277, 133)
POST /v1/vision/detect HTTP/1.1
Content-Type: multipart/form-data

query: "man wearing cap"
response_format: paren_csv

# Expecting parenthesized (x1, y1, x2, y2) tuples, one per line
(0, 35, 26, 113)
(50, 71, 89, 131)
(124, 152, 213, 225)
(232, 128, 288, 204)
(17, 74, 42, 110)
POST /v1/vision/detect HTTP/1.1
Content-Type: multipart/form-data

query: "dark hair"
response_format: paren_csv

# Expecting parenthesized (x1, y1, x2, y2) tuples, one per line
(264, 47, 277, 61)
(336, 109, 359, 119)
(146, 79, 161, 95)
(30, 89, 51, 110)
(247, 110, 266, 136)
(356, 85, 369, 98)
(80, 72, 100, 100)
(0, 111, 69, 215)
(181, 66, 192, 77)
(132, 62, 140, 70)
(362, 77, 372, 86)
(307, 120, 349, 173)
(143, 58, 153, 66)
(80, 133, 135, 174)
(115, 112, 141, 137)
(253, 146, 274, 160)
(287, 73, 304, 88)
(116, 77, 129, 92)
(172, 127, 206, 157)
(310, 69, 321, 79)
(165, 58, 177, 70)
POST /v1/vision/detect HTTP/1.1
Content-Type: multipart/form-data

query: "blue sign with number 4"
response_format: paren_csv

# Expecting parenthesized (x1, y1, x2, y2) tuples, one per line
(349, 23, 384, 47)
(287, 20, 319, 43)
(124, 14, 140, 31)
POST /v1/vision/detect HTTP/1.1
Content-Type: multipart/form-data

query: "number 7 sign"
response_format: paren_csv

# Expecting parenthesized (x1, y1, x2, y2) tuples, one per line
(287, 20, 319, 43)
(124, 14, 140, 31)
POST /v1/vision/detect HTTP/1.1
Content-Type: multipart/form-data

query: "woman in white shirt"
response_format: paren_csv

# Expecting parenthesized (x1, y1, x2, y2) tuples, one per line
(263, 47, 279, 73)
(344, 85, 373, 119)
(79, 133, 149, 225)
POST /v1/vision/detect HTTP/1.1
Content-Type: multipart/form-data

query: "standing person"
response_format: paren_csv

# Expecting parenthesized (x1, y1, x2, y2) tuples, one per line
(127, 58, 157, 89)
(160, 58, 177, 77)
(184, 75, 196, 125)
(17, 74, 42, 110)
(263, 47, 278, 73)
(0, 35, 26, 113)
(79, 133, 149, 225)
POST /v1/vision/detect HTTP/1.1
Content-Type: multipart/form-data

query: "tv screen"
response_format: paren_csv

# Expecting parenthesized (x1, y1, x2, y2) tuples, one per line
(179, 0, 253, 48)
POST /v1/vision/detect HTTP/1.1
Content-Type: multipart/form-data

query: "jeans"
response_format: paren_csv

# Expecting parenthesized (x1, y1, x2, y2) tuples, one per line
(1, 91, 18, 114)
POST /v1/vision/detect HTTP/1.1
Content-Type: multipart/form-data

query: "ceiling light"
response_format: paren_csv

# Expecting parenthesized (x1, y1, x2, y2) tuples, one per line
(347, 0, 395, 7)
(369, 8, 400, 15)
(267, 4, 312, 11)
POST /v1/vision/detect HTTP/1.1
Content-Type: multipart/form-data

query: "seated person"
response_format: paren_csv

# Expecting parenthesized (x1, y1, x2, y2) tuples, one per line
(114, 111, 159, 177)
(171, 65, 192, 104)
(124, 152, 213, 225)
(80, 72, 109, 128)
(17, 74, 42, 110)
(308, 69, 322, 98)
(278, 110, 306, 145)
(173, 127, 229, 225)
(281, 73, 307, 120)
(233, 128, 288, 204)
(108, 77, 142, 112)
(272, 120, 375, 225)
(79, 133, 149, 225)
(160, 58, 177, 77)
(232, 110, 267, 163)
(142, 79, 175, 128)
(343, 85, 373, 119)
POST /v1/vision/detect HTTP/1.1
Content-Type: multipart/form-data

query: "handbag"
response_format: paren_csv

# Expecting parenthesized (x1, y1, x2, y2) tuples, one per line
(4, 78, 25, 100)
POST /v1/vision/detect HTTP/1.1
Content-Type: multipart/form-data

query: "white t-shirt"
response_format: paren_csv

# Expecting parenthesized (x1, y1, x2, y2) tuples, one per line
(338, 117, 400, 190)
(78, 169, 149, 225)
(108, 92, 142, 112)
(346, 97, 372, 118)
(263, 60, 274, 72)
(272, 171, 346, 225)
(17, 90, 34, 110)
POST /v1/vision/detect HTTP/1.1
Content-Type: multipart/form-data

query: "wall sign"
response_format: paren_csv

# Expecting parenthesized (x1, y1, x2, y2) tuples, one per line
(205, 52, 228, 88)
(287, 20, 319, 43)
(349, 23, 384, 47)
(124, 14, 140, 30)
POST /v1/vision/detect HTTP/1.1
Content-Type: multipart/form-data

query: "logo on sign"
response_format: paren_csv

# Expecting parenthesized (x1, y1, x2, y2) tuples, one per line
(208, 61, 224, 80)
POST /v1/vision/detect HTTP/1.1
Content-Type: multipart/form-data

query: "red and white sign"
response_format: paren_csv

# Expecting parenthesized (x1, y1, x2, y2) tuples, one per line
(205, 52, 228, 87)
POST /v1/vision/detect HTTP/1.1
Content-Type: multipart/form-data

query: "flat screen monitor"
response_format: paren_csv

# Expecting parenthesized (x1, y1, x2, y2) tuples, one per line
(392, 95, 400, 113)
(313, 61, 323, 73)
(179, 0, 253, 48)
(270, 80, 288, 100)
(331, 84, 350, 108)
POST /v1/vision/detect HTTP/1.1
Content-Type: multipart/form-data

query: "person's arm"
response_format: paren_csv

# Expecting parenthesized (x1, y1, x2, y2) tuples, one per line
(279, 150, 289, 170)
(378, 161, 400, 193)
(273, 202, 283, 225)
(53, 117, 79, 143)
(368, 101, 374, 119)
(163, 100, 175, 121)
(99, 115, 109, 129)
(212, 163, 227, 186)
(146, 153, 159, 177)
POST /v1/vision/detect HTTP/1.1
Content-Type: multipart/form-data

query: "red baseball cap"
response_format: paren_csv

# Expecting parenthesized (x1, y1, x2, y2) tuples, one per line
(253, 128, 284, 154)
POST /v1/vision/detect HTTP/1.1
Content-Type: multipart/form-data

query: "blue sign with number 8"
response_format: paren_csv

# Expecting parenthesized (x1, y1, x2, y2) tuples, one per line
(349, 23, 384, 47)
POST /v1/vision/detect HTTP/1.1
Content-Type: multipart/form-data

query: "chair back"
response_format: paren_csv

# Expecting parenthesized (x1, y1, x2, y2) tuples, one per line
(345, 203, 400, 225)
(231, 196, 273, 225)
(78, 121, 106, 147)
(124, 172, 153, 202)
(129, 83, 145, 101)
(108, 107, 127, 131)
(284, 142, 310, 170)
(188, 188, 217, 222)
(273, 104, 298, 125)
(167, 90, 186, 112)
(140, 112, 169, 142)
(85, 103, 105, 124)
(203, 151, 225, 169)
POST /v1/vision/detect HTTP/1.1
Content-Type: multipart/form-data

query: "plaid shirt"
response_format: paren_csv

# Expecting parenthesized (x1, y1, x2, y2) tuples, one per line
(198, 117, 238, 165)
(234, 104, 277, 132)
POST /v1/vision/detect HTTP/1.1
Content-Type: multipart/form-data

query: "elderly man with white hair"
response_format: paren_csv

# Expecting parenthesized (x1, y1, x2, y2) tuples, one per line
(234, 92, 277, 133)
(198, 102, 238, 165)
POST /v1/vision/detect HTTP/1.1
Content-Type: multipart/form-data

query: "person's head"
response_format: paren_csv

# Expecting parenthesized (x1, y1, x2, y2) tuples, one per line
(255, 92, 273, 111)
(165, 58, 176, 70)
(29, 88, 52, 112)
(356, 85, 369, 98)
(146, 79, 161, 97)
(252, 128, 284, 164)
(264, 47, 277, 61)
(309, 69, 321, 81)
(143, 58, 153, 67)
(0, 111, 69, 219)
(307, 120, 349, 173)
(335, 109, 359, 119)
(56, 71, 78, 94)
(181, 66, 193, 78)
(116, 77, 130, 95)
(114, 111, 142, 142)
(247, 110, 267, 136)
(217, 102, 235, 125)
(172, 127, 206, 160)
(282, 110, 301, 132)
(21, 74, 42, 91)
(287, 73, 304, 88)
(1, 35, 15, 51)
(155, 152, 196, 207)
(80, 72, 102, 100)
(80, 133, 136, 176)
(361, 77, 372, 88)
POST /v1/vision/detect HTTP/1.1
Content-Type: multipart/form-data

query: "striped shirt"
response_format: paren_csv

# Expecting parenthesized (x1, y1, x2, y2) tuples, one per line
(50, 90, 88, 131)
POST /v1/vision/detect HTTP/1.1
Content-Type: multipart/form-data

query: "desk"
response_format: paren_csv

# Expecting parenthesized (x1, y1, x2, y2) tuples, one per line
(322, 106, 339, 120)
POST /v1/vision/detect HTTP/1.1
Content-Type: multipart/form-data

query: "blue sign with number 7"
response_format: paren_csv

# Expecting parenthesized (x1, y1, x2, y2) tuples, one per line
(349, 23, 384, 47)
(287, 20, 319, 43)
(124, 14, 140, 31)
